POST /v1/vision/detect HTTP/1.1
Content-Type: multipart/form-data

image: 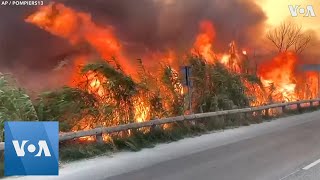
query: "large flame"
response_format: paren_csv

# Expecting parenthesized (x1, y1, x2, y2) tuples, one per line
(25, 2, 318, 141)
(258, 52, 297, 102)
(25, 2, 135, 78)
(192, 21, 216, 63)
(191, 22, 242, 71)
(26, 2, 152, 130)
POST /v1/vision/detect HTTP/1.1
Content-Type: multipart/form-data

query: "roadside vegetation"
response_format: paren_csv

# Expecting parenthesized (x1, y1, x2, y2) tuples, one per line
(0, 54, 262, 175)
(0, 20, 315, 177)
(0, 54, 258, 134)
(59, 103, 319, 162)
(0, 55, 318, 168)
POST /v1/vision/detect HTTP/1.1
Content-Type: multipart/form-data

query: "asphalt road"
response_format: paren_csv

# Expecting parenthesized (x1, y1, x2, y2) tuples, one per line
(106, 112, 320, 180)
(7, 111, 320, 180)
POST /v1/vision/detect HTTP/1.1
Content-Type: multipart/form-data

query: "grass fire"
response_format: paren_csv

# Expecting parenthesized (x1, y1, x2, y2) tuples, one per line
(0, 1, 319, 146)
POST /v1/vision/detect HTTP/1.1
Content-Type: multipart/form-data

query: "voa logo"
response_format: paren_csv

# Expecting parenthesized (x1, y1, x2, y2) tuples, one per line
(5, 122, 59, 176)
(289, 5, 316, 17)
(12, 140, 51, 157)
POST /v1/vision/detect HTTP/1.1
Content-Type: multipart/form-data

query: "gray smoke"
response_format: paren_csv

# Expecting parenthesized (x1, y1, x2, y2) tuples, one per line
(0, 2, 71, 70)
(0, 0, 267, 90)
(59, 0, 267, 55)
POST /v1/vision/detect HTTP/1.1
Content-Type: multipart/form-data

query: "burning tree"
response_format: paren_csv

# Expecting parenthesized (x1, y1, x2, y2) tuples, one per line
(263, 21, 318, 103)
(266, 21, 312, 54)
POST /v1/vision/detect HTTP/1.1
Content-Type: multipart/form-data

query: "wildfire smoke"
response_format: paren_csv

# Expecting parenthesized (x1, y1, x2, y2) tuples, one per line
(1, 1, 318, 137)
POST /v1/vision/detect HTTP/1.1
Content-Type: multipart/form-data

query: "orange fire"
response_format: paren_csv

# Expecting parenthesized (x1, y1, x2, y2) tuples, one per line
(302, 72, 318, 99)
(25, 2, 318, 141)
(191, 22, 243, 71)
(25, 2, 135, 78)
(258, 52, 298, 102)
(26, 2, 153, 126)
(133, 94, 151, 123)
(192, 21, 217, 63)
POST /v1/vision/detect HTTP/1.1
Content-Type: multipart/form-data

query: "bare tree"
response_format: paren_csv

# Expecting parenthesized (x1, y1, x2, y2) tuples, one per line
(266, 21, 311, 54)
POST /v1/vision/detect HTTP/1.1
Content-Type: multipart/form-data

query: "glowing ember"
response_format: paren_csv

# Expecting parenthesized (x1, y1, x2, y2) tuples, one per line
(219, 54, 231, 65)
(87, 71, 106, 97)
(133, 95, 151, 123)
(79, 136, 95, 142)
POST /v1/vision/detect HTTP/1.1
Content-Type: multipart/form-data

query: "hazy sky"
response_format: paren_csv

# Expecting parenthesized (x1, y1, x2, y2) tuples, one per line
(256, 0, 320, 32)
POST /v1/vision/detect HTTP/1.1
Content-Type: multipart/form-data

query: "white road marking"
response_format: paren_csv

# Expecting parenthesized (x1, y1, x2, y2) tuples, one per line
(279, 158, 320, 179)
(303, 158, 320, 170)
(279, 169, 300, 180)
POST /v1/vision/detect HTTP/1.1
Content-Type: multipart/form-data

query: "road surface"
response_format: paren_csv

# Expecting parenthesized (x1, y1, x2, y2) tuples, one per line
(6, 111, 320, 180)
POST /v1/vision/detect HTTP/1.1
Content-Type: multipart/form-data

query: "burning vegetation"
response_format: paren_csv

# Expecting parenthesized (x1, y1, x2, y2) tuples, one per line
(0, 2, 318, 142)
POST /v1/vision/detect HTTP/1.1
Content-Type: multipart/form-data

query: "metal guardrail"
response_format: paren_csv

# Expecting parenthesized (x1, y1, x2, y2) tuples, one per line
(1, 98, 320, 151)
(59, 98, 320, 142)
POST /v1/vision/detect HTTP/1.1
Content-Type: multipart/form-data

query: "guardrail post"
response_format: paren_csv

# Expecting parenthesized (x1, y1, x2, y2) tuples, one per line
(96, 133, 103, 144)
(150, 122, 160, 133)
(244, 112, 249, 119)
(265, 108, 269, 117)
(297, 103, 302, 113)
(254, 110, 262, 121)
(150, 123, 155, 132)
(282, 105, 286, 113)
(96, 126, 103, 144)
